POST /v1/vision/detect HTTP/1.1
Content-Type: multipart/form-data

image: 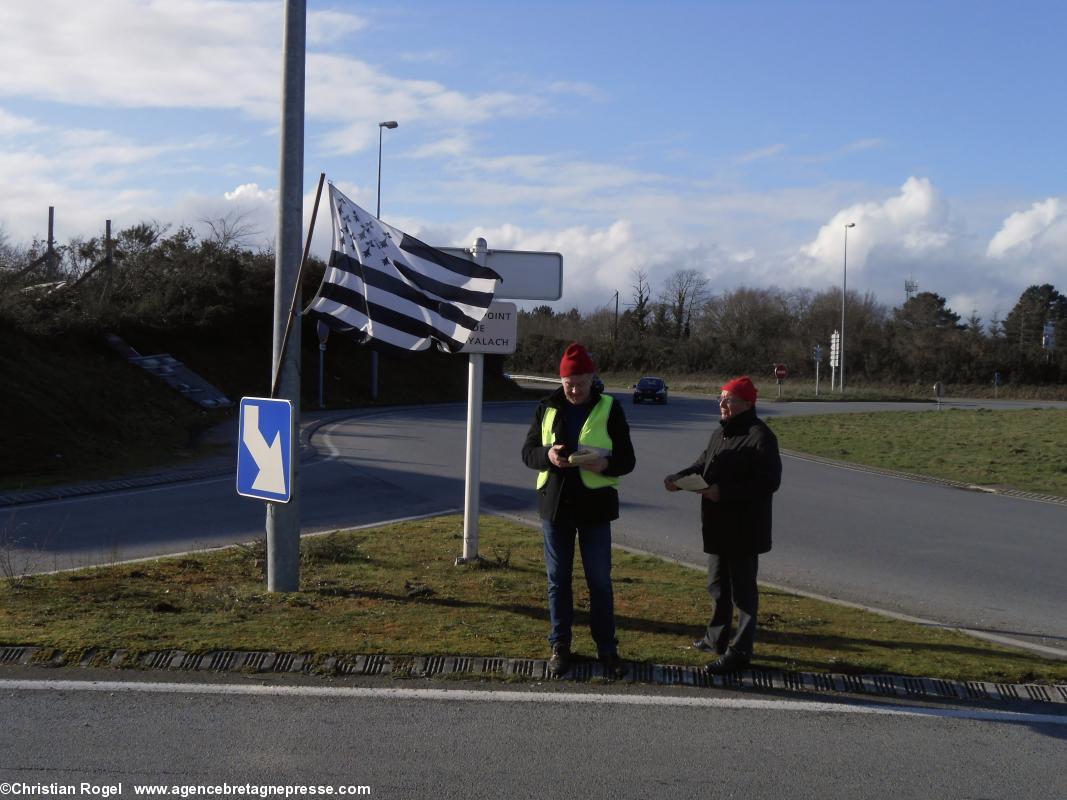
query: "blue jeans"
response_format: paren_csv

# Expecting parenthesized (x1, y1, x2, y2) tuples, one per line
(542, 517, 617, 656)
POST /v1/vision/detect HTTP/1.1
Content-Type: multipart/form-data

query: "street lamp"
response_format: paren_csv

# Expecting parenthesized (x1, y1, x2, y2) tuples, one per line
(376, 120, 398, 219)
(372, 120, 398, 401)
(840, 222, 856, 393)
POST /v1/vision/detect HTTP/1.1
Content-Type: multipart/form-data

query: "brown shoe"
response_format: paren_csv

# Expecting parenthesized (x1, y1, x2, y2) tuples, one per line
(548, 643, 571, 677)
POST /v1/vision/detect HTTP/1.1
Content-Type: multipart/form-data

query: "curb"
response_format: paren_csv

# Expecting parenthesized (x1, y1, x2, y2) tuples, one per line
(2, 645, 1064, 708)
(780, 449, 1067, 506)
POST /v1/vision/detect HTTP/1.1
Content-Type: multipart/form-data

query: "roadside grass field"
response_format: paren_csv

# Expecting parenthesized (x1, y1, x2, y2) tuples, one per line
(1, 515, 1064, 684)
(766, 407, 1067, 497)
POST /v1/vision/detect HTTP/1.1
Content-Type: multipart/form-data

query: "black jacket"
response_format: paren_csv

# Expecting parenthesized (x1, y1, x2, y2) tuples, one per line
(521, 387, 636, 523)
(675, 407, 782, 555)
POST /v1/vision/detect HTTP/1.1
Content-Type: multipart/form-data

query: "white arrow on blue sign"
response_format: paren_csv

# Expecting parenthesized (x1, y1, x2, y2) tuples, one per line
(236, 397, 293, 503)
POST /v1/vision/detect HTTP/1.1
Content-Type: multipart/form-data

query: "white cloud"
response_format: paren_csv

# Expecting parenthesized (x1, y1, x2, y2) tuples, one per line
(0, 108, 42, 137)
(797, 177, 952, 282)
(307, 9, 369, 45)
(986, 197, 1066, 259)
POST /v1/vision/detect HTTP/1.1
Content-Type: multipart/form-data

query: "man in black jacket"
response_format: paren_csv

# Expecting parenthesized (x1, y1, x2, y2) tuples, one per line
(521, 342, 636, 677)
(664, 375, 781, 674)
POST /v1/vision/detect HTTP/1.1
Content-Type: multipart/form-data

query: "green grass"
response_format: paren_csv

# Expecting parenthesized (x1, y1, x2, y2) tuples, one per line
(768, 407, 1067, 496)
(2, 515, 1064, 684)
(597, 372, 1067, 402)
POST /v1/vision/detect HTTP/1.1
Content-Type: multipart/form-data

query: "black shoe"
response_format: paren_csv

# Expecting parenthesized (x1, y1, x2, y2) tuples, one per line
(703, 650, 750, 675)
(691, 638, 723, 654)
(548, 643, 571, 677)
(599, 651, 625, 679)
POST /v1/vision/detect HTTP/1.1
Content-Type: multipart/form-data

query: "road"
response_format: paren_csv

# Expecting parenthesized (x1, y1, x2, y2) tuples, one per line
(1, 673, 1064, 800)
(2, 395, 1065, 654)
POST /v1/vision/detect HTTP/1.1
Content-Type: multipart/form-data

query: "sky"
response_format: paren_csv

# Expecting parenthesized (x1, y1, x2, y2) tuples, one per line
(1, 0, 1065, 325)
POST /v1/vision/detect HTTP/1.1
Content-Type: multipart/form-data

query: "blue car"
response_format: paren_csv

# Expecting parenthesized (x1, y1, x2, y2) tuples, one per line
(632, 376, 668, 404)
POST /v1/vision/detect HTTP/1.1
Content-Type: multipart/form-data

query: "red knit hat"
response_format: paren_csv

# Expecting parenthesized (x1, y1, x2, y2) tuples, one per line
(559, 342, 595, 377)
(721, 376, 758, 403)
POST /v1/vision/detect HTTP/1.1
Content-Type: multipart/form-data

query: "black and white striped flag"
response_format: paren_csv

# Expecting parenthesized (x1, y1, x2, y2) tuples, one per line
(306, 184, 500, 354)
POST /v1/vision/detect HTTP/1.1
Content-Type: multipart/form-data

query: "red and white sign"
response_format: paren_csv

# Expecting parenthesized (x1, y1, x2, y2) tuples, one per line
(774, 363, 788, 380)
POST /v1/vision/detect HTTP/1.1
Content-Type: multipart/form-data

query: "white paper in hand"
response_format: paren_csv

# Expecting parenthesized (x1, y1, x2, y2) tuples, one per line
(673, 474, 708, 492)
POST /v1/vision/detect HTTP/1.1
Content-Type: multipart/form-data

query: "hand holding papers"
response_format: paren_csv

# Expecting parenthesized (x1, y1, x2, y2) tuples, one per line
(672, 473, 709, 492)
(568, 446, 610, 466)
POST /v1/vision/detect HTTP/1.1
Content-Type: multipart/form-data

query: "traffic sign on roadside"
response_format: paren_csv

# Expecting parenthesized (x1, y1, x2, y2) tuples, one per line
(774, 363, 788, 381)
(236, 397, 293, 502)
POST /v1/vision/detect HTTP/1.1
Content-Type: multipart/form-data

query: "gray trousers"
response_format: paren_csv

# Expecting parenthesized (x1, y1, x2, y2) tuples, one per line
(701, 552, 759, 657)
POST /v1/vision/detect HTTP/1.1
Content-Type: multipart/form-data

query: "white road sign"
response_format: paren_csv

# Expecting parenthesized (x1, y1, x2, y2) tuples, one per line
(439, 247, 562, 300)
(461, 302, 518, 354)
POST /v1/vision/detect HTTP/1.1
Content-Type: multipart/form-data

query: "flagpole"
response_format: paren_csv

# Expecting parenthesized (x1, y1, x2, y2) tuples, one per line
(270, 171, 326, 400)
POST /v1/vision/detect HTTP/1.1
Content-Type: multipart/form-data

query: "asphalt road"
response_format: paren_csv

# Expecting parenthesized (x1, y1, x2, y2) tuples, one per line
(1, 674, 1064, 800)
(3, 395, 1065, 654)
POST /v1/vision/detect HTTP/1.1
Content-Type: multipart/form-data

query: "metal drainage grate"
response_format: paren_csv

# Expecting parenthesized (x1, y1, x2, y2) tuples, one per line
(994, 683, 1019, 701)
(204, 651, 239, 672)
(928, 679, 960, 699)
(837, 674, 865, 694)
(964, 681, 990, 700)
(361, 655, 391, 676)
(0, 647, 28, 665)
(1023, 685, 1051, 703)
(811, 673, 836, 693)
(508, 659, 542, 679)
(141, 651, 174, 669)
(870, 676, 898, 696)
(391, 657, 415, 677)
(902, 677, 926, 697)
(749, 670, 775, 690)
(781, 672, 806, 692)
(480, 658, 507, 675)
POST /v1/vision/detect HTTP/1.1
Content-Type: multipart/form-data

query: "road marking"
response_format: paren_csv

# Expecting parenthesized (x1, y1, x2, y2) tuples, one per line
(2, 679, 1065, 725)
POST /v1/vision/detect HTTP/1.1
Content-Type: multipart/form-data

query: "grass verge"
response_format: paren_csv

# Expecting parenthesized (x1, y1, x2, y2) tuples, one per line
(767, 407, 1067, 497)
(1, 515, 1063, 684)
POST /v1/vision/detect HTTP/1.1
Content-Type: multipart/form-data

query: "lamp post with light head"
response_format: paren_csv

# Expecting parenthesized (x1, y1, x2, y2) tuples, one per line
(840, 222, 856, 393)
(371, 120, 398, 401)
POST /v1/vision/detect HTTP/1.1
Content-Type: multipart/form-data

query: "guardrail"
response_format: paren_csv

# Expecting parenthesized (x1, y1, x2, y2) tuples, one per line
(506, 374, 561, 385)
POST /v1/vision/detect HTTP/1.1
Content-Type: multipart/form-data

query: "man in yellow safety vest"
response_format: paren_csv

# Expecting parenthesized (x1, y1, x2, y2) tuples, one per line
(521, 342, 636, 678)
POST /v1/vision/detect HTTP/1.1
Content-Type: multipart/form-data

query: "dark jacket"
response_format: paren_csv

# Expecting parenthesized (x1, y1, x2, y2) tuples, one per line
(521, 387, 636, 523)
(675, 407, 782, 555)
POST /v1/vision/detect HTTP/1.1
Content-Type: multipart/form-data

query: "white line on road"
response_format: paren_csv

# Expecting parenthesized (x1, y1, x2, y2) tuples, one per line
(2, 679, 1065, 726)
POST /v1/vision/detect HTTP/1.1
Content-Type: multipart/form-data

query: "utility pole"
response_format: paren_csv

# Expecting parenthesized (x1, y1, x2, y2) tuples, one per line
(265, 0, 306, 593)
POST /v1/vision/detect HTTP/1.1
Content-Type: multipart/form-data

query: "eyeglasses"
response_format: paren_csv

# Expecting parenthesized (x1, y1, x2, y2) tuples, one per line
(719, 394, 743, 405)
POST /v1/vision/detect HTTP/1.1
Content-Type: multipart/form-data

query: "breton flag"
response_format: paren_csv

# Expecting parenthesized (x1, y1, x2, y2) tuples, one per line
(305, 184, 500, 354)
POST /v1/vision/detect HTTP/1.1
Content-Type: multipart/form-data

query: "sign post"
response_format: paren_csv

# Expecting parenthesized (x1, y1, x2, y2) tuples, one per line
(830, 330, 840, 391)
(774, 363, 788, 398)
(445, 240, 556, 565)
(813, 344, 822, 396)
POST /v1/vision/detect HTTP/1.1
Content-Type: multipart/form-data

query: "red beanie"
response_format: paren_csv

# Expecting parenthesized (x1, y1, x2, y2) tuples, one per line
(559, 342, 595, 377)
(721, 376, 758, 403)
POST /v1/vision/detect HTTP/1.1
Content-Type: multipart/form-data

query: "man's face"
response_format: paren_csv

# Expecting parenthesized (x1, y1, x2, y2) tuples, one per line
(562, 373, 593, 405)
(719, 391, 752, 421)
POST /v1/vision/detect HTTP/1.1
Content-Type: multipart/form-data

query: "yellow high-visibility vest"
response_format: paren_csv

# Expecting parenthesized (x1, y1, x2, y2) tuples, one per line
(536, 395, 618, 490)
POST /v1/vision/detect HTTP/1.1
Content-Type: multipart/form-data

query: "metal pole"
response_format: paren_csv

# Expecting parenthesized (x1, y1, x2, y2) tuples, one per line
(318, 344, 325, 409)
(613, 290, 619, 341)
(266, 0, 305, 593)
(371, 121, 397, 403)
(459, 237, 489, 564)
(841, 223, 854, 393)
(47, 206, 55, 276)
(815, 359, 820, 396)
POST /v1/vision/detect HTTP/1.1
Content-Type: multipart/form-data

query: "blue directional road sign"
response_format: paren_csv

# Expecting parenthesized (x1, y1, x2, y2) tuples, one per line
(236, 397, 293, 503)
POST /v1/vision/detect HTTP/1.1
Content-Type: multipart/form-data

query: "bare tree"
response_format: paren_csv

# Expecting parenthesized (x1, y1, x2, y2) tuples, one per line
(201, 208, 261, 248)
(660, 268, 709, 338)
(629, 268, 651, 333)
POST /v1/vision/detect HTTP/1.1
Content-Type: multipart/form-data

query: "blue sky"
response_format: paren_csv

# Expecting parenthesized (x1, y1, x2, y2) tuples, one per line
(1, 0, 1065, 323)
